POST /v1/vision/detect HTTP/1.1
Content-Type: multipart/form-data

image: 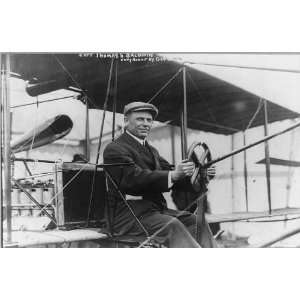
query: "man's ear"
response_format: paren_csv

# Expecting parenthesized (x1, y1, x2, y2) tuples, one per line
(124, 116, 129, 128)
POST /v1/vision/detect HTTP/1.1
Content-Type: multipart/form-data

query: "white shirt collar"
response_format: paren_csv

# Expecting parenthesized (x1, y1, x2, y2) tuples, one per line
(126, 130, 146, 146)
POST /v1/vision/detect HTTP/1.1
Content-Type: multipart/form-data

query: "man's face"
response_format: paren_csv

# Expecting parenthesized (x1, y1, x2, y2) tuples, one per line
(124, 111, 153, 139)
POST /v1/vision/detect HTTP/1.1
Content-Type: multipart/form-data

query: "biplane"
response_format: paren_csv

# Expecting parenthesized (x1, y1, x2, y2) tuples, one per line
(1, 53, 300, 248)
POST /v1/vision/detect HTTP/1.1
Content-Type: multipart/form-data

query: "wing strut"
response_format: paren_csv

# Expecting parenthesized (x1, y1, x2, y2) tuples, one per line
(112, 60, 118, 141)
(263, 99, 272, 214)
(243, 131, 249, 212)
(181, 66, 188, 159)
(86, 58, 115, 226)
(0, 53, 3, 248)
(84, 97, 90, 161)
(1, 54, 12, 244)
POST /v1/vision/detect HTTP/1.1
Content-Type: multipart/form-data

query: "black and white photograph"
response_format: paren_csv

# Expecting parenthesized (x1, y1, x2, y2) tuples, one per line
(2, 1, 300, 299)
(1, 53, 300, 248)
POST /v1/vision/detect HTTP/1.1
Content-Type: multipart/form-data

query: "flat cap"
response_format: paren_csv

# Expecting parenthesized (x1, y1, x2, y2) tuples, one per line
(123, 101, 158, 118)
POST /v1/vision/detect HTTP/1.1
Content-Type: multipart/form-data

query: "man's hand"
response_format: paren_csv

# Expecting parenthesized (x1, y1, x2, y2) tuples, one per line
(171, 160, 195, 182)
(207, 165, 216, 179)
(200, 165, 216, 180)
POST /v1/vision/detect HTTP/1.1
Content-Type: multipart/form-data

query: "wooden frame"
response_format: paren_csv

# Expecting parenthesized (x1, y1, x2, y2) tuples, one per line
(54, 162, 106, 228)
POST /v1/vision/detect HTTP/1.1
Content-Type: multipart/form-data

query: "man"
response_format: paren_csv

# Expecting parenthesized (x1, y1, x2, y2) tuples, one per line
(103, 101, 217, 248)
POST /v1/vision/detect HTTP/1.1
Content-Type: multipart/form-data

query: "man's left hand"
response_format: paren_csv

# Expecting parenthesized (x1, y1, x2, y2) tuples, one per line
(207, 165, 216, 179)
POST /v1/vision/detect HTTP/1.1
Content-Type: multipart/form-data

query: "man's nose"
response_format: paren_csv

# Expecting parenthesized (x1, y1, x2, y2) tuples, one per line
(142, 120, 151, 126)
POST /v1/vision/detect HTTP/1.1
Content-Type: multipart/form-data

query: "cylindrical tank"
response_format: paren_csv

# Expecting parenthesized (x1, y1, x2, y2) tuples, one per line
(43, 180, 55, 205)
(19, 180, 32, 216)
(11, 184, 21, 205)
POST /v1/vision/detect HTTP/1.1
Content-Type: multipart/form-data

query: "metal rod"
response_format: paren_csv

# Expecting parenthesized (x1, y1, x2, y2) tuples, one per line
(0, 53, 3, 248)
(13, 180, 56, 224)
(3, 54, 12, 243)
(180, 66, 188, 159)
(104, 169, 150, 238)
(22, 160, 32, 176)
(203, 119, 300, 168)
(263, 99, 272, 214)
(13, 157, 132, 168)
(258, 226, 300, 248)
(243, 131, 249, 212)
(14, 171, 59, 181)
(84, 98, 90, 161)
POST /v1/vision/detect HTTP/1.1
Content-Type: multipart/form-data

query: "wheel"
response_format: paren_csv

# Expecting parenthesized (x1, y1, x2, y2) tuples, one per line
(187, 141, 212, 192)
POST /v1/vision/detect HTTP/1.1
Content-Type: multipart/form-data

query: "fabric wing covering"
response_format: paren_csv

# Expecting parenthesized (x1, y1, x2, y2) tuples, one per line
(11, 53, 299, 135)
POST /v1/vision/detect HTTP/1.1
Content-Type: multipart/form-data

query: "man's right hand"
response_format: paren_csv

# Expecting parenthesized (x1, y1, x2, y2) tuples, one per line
(170, 160, 195, 182)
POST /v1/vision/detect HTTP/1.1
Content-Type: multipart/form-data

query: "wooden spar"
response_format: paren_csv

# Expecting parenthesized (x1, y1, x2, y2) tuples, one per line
(3, 54, 12, 243)
(13, 157, 132, 168)
(243, 131, 249, 212)
(180, 66, 188, 159)
(170, 126, 176, 165)
(86, 58, 114, 225)
(180, 66, 189, 210)
(0, 54, 3, 248)
(230, 135, 236, 236)
(13, 157, 61, 164)
(112, 60, 118, 141)
(263, 99, 272, 214)
(230, 135, 235, 204)
(286, 120, 296, 209)
(84, 98, 90, 161)
(203, 119, 300, 168)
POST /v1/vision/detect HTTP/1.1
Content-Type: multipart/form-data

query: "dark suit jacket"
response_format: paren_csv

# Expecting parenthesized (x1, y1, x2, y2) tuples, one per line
(103, 132, 173, 234)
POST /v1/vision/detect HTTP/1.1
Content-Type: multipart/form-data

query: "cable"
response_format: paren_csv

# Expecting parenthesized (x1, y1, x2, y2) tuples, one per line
(86, 58, 115, 225)
(138, 191, 208, 248)
(185, 61, 300, 74)
(53, 54, 99, 109)
(245, 98, 263, 130)
(186, 70, 218, 124)
(11, 95, 76, 109)
(148, 67, 183, 104)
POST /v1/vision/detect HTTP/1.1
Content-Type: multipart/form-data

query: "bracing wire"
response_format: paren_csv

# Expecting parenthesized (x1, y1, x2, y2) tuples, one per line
(12, 56, 110, 219)
(186, 70, 218, 124)
(138, 191, 208, 247)
(86, 58, 115, 225)
(11, 95, 76, 109)
(245, 98, 263, 130)
(53, 54, 99, 109)
(147, 67, 183, 104)
(184, 61, 300, 74)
